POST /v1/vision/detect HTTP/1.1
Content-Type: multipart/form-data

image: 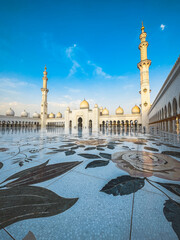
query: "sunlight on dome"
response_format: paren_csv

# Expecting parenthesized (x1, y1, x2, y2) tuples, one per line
(80, 99, 89, 109)
(56, 112, 62, 118)
(132, 105, 141, 114)
(49, 112, 55, 118)
(102, 108, 109, 115)
(116, 106, 124, 115)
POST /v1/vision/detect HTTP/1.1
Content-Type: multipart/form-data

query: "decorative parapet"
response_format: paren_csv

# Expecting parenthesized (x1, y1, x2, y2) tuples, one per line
(137, 59, 151, 70)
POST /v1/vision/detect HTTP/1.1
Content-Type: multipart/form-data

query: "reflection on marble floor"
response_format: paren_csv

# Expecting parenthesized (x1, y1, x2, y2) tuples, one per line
(0, 127, 180, 240)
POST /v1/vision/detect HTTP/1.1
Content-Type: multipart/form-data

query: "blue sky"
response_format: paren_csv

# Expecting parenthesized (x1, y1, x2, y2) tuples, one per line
(0, 0, 180, 116)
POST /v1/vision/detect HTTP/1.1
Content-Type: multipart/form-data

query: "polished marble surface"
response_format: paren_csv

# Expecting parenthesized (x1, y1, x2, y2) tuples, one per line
(0, 127, 180, 240)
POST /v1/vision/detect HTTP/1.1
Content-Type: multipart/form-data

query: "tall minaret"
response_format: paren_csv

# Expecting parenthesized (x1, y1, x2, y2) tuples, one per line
(41, 65, 49, 127)
(137, 22, 151, 131)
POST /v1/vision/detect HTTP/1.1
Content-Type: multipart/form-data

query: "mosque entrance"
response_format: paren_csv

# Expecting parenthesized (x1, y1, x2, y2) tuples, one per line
(78, 117, 83, 128)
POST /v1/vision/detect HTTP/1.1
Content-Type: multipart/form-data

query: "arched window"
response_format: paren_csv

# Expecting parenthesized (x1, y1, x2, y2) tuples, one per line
(162, 108, 164, 119)
(168, 102, 171, 117)
(172, 98, 177, 116)
(164, 106, 167, 118)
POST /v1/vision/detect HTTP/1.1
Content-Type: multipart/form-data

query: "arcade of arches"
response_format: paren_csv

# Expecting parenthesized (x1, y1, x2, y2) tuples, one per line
(67, 119, 140, 129)
(0, 120, 40, 128)
(149, 56, 180, 134)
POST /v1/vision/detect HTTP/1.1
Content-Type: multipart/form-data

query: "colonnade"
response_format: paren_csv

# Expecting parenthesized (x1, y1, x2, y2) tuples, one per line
(149, 97, 180, 134)
(100, 120, 140, 129)
(0, 120, 40, 128)
(47, 122, 65, 127)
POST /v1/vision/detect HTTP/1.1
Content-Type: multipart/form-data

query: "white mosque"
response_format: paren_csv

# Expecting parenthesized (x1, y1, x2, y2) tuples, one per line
(0, 23, 180, 133)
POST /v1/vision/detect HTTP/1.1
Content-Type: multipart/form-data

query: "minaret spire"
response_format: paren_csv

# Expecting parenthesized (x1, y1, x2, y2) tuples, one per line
(141, 21, 144, 27)
(41, 65, 49, 127)
(137, 22, 151, 132)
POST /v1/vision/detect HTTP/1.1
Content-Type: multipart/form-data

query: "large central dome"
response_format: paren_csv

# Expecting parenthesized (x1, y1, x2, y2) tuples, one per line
(80, 99, 89, 109)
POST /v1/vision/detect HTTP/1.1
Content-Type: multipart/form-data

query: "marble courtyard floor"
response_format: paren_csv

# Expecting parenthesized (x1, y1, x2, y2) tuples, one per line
(0, 127, 180, 240)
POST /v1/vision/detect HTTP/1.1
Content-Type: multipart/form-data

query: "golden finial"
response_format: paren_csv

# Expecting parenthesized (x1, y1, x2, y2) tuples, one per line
(141, 21, 145, 31)
(44, 65, 47, 70)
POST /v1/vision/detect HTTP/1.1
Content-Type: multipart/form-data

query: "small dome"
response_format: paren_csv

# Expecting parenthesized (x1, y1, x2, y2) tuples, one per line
(33, 112, 40, 118)
(100, 106, 103, 111)
(66, 107, 70, 111)
(56, 112, 62, 118)
(132, 105, 141, 114)
(102, 108, 109, 115)
(80, 99, 89, 109)
(49, 112, 55, 118)
(116, 106, 124, 115)
(21, 110, 28, 117)
(94, 104, 98, 108)
(6, 108, 15, 116)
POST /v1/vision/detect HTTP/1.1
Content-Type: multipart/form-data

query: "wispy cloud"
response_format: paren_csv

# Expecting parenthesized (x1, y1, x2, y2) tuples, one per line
(0, 77, 36, 89)
(68, 60, 81, 77)
(0, 88, 20, 95)
(160, 24, 165, 31)
(64, 44, 126, 82)
(65, 44, 77, 59)
(64, 87, 81, 93)
(65, 44, 84, 77)
(87, 60, 126, 81)
(87, 60, 111, 79)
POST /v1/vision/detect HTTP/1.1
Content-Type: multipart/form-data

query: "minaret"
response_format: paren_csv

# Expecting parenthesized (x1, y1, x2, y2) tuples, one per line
(137, 22, 151, 131)
(41, 65, 49, 127)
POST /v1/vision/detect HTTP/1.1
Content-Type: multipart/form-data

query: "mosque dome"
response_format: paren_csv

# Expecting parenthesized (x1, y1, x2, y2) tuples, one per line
(132, 105, 141, 114)
(116, 106, 124, 115)
(6, 108, 15, 116)
(66, 107, 70, 111)
(102, 108, 109, 115)
(56, 112, 62, 118)
(33, 112, 40, 118)
(21, 110, 28, 117)
(49, 112, 55, 118)
(94, 104, 98, 108)
(80, 99, 89, 109)
(100, 106, 103, 111)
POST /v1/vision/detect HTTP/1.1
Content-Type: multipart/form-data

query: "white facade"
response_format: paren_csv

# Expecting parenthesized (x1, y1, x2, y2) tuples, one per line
(65, 102, 142, 131)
